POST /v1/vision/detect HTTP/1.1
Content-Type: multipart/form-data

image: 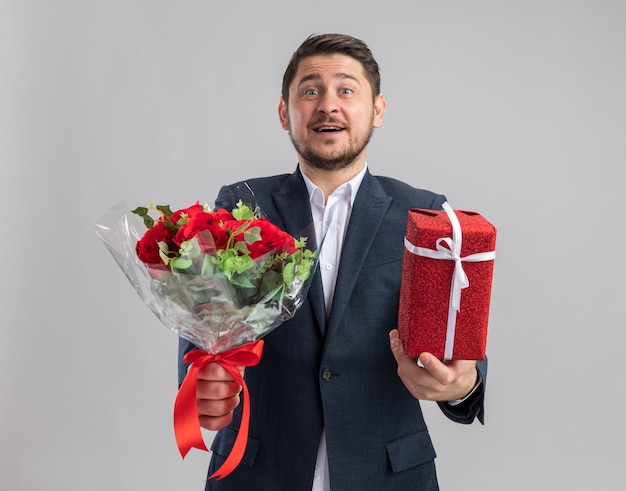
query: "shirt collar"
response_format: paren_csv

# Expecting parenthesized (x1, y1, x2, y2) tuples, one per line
(301, 163, 368, 209)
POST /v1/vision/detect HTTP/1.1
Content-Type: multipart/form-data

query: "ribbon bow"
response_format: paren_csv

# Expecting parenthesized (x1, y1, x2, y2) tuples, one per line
(174, 340, 264, 480)
(404, 202, 495, 360)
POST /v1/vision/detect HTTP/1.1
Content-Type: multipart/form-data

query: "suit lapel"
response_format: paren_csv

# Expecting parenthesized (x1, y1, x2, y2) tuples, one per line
(271, 169, 328, 334)
(326, 171, 392, 335)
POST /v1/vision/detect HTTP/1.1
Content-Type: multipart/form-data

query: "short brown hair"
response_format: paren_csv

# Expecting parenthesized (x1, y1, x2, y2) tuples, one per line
(281, 33, 381, 102)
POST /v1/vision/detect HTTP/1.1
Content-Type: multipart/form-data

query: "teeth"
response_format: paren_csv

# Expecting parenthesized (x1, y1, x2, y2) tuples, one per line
(318, 126, 342, 132)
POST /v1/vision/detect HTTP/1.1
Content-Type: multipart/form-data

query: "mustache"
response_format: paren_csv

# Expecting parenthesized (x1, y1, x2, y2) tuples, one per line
(309, 117, 346, 127)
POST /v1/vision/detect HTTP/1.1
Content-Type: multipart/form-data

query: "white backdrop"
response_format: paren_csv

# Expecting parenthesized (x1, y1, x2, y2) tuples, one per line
(2, 1, 625, 490)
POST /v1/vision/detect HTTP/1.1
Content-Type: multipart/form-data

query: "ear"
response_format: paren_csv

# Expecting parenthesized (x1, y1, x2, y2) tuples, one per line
(373, 93, 387, 128)
(278, 98, 289, 130)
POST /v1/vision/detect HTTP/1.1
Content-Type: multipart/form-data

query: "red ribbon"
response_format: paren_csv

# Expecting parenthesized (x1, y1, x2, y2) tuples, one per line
(174, 340, 264, 480)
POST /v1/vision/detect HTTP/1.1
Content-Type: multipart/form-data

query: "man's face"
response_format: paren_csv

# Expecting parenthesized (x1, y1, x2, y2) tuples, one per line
(278, 54, 386, 171)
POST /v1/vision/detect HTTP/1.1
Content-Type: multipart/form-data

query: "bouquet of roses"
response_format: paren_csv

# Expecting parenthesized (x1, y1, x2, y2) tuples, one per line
(95, 195, 318, 480)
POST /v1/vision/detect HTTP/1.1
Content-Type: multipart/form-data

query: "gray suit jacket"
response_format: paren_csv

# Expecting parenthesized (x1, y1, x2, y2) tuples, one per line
(178, 167, 487, 490)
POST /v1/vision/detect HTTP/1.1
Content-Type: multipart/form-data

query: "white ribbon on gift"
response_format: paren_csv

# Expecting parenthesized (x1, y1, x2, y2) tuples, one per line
(403, 202, 496, 360)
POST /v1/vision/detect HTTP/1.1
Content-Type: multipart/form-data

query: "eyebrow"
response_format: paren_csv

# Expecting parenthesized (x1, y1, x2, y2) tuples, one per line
(296, 72, 361, 88)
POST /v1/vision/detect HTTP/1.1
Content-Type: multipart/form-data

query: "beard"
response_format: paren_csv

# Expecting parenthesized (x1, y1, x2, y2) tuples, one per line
(288, 119, 374, 171)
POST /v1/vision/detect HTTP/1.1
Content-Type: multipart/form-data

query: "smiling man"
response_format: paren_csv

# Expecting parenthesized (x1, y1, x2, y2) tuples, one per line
(178, 33, 486, 491)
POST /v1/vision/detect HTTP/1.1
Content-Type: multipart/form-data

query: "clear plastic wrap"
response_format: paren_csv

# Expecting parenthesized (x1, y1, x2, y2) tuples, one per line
(94, 198, 318, 354)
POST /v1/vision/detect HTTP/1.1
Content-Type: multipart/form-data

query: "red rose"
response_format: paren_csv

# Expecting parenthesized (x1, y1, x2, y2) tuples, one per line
(174, 208, 233, 252)
(136, 222, 174, 264)
(163, 201, 205, 228)
(227, 218, 297, 259)
(257, 220, 298, 256)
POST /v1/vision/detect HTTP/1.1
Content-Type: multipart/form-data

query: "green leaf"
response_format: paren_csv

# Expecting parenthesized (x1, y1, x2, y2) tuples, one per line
(157, 241, 170, 255)
(295, 236, 307, 249)
(230, 274, 256, 288)
(219, 253, 238, 280)
(156, 204, 174, 216)
(171, 257, 193, 269)
(157, 241, 171, 265)
(244, 226, 261, 244)
(143, 215, 155, 229)
(232, 200, 255, 220)
(232, 241, 250, 255)
(131, 206, 149, 217)
(179, 238, 201, 260)
(282, 261, 295, 285)
(234, 256, 255, 274)
(233, 221, 251, 235)
(201, 254, 216, 276)
(221, 254, 255, 282)
(259, 270, 281, 297)
(295, 258, 314, 281)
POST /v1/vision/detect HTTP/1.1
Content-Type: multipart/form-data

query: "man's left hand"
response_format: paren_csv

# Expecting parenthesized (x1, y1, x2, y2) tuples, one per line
(389, 329, 478, 402)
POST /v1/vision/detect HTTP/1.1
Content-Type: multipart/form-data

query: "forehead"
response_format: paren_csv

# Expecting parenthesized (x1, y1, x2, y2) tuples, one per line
(293, 54, 367, 86)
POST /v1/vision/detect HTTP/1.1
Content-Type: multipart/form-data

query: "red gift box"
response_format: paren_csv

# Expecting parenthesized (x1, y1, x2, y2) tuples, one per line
(398, 203, 496, 360)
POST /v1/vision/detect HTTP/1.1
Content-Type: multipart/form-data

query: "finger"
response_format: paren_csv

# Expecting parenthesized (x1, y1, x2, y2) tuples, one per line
(390, 330, 426, 375)
(197, 379, 242, 400)
(390, 330, 436, 399)
(419, 355, 478, 390)
(197, 362, 240, 382)
(197, 393, 241, 417)
(417, 353, 456, 385)
(199, 413, 234, 431)
(389, 329, 409, 363)
(389, 330, 421, 375)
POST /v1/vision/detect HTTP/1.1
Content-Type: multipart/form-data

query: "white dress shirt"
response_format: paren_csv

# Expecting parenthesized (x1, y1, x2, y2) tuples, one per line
(301, 165, 367, 491)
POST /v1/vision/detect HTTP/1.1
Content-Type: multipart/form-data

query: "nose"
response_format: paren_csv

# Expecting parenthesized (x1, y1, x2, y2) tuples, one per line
(317, 92, 339, 114)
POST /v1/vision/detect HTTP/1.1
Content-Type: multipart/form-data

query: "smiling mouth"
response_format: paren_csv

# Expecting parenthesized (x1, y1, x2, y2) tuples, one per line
(314, 125, 345, 133)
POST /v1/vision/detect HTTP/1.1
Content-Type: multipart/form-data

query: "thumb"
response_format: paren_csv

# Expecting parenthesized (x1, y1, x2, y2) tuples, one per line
(417, 353, 453, 385)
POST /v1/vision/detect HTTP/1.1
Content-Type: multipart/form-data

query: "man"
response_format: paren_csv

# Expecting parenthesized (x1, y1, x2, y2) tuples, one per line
(178, 33, 486, 490)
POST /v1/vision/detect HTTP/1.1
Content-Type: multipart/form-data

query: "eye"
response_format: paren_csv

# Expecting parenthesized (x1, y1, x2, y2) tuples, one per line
(304, 88, 319, 96)
(340, 88, 353, 95)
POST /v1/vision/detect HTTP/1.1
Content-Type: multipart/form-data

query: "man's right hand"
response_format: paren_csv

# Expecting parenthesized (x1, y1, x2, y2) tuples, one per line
(196, 362, 244, 431)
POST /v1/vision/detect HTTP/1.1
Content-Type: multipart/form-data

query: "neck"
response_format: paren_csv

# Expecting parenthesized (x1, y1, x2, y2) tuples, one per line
(299, 160, 366, 200)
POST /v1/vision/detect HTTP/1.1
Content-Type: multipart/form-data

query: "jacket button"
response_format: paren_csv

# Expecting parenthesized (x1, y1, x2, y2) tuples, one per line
(321, 369, 332, 381)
